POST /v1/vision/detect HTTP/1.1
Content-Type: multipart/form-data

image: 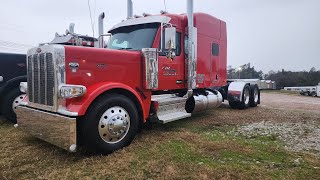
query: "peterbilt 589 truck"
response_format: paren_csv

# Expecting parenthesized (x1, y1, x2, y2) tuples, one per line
(16, 0, 260, 154)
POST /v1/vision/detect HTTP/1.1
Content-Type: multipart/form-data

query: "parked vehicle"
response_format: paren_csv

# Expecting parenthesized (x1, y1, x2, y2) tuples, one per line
(16, 0, 261, 154)
(0, 53, 27, 123)
(284, 83, 320, 97)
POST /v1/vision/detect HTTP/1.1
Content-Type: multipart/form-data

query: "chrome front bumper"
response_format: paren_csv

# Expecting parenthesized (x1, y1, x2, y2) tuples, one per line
(16, 106, 77, 152)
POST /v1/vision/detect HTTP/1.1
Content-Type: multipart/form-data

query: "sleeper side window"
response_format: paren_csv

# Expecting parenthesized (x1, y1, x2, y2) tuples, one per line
(212, 43, 219, 56)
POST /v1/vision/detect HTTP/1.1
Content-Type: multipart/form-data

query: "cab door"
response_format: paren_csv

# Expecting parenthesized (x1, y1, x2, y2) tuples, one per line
(157, 31, 185, 90)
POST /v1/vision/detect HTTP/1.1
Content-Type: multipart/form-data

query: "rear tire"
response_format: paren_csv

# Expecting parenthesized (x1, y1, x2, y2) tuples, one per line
(304, 91, 310, 96)
(1, 88, 26, 123)
(310, 91, 317, 97)
(78, 93, 139, 154)
(228, 99, 238, 109)
(237, 85, 251, 110)
(250, 85, 260, 107)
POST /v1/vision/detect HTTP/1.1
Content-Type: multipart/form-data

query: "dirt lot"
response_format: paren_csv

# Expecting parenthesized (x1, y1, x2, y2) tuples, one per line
(0, 92, 319, 179)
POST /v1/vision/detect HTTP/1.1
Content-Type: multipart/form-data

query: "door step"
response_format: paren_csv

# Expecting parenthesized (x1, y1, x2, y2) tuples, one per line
(157, 111, 191, 124)
(151, 94, 191, 124)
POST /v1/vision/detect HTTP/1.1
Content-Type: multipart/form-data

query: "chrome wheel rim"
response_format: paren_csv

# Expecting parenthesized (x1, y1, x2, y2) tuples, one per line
(12, 94, 26, 111)
(98, 106, 130, 144)
(254, 89, 259, 103)
(244, 89, 250, 105)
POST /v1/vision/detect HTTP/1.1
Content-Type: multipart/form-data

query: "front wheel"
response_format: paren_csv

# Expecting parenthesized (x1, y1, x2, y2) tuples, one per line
(78, 94, 139, 154)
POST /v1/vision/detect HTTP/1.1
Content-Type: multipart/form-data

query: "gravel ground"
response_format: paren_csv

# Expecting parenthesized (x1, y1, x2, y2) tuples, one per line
(235, 92, 320, 156)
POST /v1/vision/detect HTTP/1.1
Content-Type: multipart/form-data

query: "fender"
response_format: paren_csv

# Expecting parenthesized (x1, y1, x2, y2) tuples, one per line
(0, 75, 27, 95)
(227, 82, 249, 102)
(67, 82, 151, 121)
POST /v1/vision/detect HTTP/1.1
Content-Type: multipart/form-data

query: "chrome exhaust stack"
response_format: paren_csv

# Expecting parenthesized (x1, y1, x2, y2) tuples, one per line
(98, 12, 105, 48)
(187, 0, 197, 97)
(127, 0, 133, 19)
(69, 23, 75, 34)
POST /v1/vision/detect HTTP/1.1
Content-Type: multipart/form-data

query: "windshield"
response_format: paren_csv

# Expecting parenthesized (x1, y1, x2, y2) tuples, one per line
(108, 23, 159, 51)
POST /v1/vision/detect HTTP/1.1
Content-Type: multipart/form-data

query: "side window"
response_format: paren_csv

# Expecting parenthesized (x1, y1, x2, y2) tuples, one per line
(160, 32, 181, 56)
(212, 43, 219, 56)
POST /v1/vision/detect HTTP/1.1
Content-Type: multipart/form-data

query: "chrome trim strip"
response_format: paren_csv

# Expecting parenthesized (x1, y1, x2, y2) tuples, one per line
(57, 108, 79, 117)
(44, 53, 48, 105)
(31, 55, 35, 102)
(37, 54, 41, 103)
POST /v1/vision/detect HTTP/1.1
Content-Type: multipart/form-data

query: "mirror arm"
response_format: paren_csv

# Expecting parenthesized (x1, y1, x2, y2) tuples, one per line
(98, 33, 112, 48)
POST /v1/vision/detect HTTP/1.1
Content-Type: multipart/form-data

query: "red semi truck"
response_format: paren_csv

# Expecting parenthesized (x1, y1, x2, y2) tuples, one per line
(16, 0, 260, 154)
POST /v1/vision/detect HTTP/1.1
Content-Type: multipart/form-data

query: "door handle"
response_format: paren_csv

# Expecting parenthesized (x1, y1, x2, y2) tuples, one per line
(176, 80, 183, 84)
(0, 76, 3, 82)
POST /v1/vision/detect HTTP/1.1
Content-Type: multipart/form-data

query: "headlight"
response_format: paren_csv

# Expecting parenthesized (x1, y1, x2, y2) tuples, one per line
(59, 84, 86, 99)
(20, 82, 28, 93)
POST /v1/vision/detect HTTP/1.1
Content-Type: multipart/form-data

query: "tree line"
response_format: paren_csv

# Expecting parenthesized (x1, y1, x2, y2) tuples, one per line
(227, 63, 320, 89)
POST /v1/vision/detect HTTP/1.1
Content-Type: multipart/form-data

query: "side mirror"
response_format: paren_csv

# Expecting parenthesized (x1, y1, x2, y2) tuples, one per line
(164, 27, 176, 50)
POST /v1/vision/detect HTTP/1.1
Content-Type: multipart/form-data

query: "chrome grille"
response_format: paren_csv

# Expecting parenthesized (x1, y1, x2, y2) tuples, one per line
(27, 53, 54, 106)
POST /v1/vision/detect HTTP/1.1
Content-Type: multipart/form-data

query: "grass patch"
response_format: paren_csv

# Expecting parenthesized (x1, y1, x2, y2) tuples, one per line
(198, 126, 320, 179)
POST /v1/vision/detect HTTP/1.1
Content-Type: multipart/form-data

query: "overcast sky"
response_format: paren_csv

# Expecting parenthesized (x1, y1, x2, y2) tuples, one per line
(0, 0, 319, 73)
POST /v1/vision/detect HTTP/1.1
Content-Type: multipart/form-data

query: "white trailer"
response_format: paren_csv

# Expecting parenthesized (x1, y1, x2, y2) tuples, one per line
(284, 83, 320, 97)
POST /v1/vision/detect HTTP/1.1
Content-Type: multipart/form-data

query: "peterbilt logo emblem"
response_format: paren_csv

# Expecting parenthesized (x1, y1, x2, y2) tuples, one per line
(36, 48, 41, 53)
(69, 62, 79, 72)
(97, 63, 106, 69)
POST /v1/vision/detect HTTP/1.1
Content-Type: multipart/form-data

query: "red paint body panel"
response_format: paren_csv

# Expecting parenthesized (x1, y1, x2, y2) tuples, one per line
(193, 13, 227, 88)
(63, 13, 227, 121)
(64, 46, 151, 120)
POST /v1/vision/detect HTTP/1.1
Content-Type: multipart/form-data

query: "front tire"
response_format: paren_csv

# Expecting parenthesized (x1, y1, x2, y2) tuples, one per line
(78, 93, 139, 154)
(1, 88, 26, 123)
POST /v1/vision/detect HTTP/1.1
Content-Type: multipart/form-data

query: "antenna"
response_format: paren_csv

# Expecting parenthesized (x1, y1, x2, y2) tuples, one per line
(87, 0, 95, 37)
(163, 0, 167, 12)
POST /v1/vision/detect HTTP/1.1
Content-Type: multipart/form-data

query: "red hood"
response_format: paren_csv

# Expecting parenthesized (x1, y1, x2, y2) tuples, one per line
(64, 46, 142, 88)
